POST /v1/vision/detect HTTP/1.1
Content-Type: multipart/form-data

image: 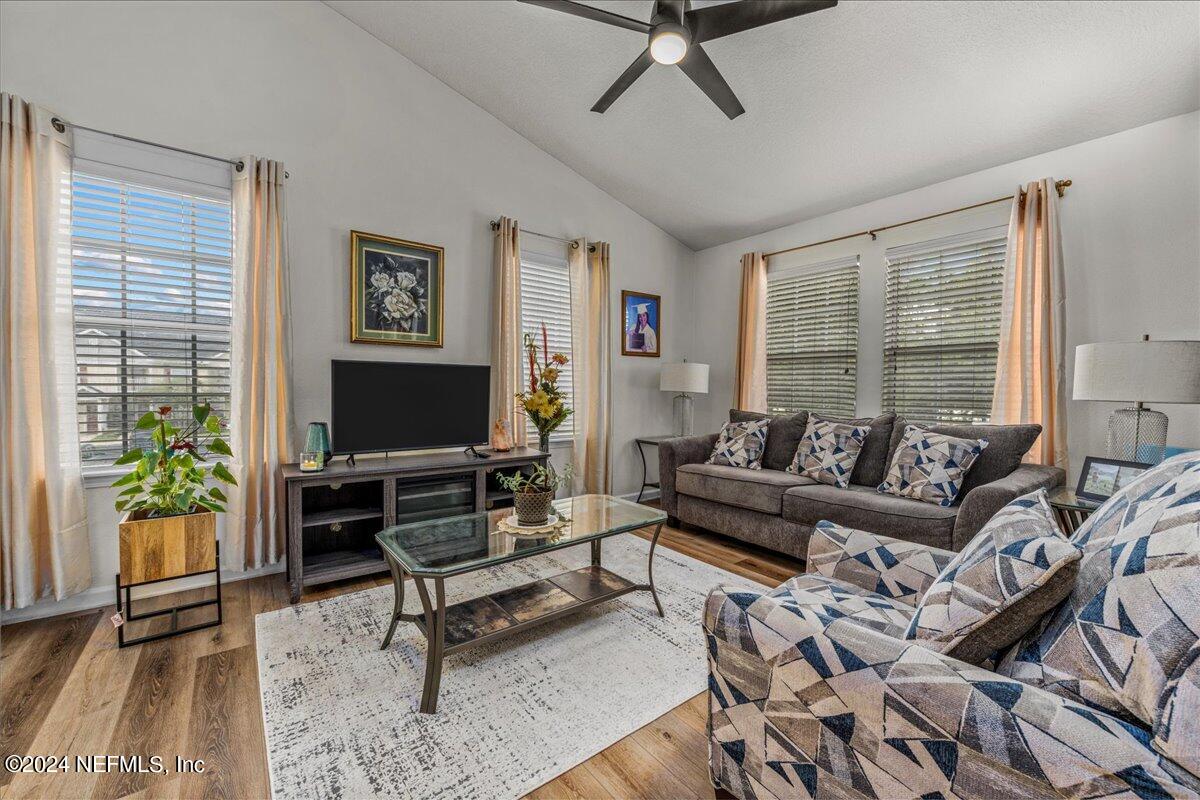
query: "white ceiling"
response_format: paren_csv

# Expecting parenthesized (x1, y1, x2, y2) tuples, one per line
(326, 0, 1200, 250)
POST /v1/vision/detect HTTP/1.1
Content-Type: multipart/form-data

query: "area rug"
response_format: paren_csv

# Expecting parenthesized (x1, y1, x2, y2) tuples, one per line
(255, 535, 769, 799)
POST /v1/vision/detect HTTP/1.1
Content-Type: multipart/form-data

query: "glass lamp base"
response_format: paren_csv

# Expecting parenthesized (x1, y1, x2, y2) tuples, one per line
(1107, 406, 1168, 463)
(672, 394, 694, 436)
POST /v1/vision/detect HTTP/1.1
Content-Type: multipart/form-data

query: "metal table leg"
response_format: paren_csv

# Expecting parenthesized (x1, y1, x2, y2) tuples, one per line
(647, 522, 664, 617)
(591, 538, 602, 567)
(636, 440, 650, 503)
(413, 575, 446, 714)
(380, 551, 406, 650)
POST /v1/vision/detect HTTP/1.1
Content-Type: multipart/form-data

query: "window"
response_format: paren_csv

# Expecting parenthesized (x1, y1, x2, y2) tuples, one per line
(765, 256, 860, 418)
(882, 226, 1007, 424)
(519, 252, 574, 442)
(71, 133, 233, 467)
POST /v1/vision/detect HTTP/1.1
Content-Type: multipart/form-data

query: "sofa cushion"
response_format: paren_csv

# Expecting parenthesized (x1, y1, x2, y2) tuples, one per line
(888, 417, 1041, 500)
(788, 413, 872, 488)
(767, 572, 916, 639)
(904, 489, 1081, 664)
(996, 453, 1200, 728)
(824, 412, 896, 487)
(730, 409, 809, 472)
(706, 419, 770, 469)
(879, 424, 989, 507)
(677, 463, 816, 515)
(783, 483, 958, 550)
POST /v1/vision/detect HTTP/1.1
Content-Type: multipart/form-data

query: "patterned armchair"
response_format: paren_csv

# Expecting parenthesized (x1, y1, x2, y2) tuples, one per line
(705, 455, 1200, 799)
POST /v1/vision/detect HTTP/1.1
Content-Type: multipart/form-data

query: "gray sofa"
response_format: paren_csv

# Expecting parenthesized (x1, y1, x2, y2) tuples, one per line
(658, 409, 1064, 558)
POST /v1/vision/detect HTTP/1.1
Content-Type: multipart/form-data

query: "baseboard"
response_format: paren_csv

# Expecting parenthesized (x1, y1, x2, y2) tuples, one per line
(1, 561, 286, 625)
(6, 490, 657, 625)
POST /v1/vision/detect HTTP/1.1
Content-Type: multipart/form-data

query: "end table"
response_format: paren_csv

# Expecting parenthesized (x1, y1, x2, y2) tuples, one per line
(634, 435, 677, 503)
(1046, 487, 1101, 536)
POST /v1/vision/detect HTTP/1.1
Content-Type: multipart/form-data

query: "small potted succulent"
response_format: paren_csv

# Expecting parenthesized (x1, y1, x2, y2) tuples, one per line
(110, 404, 238, 577)
(497, 462, 572, 526)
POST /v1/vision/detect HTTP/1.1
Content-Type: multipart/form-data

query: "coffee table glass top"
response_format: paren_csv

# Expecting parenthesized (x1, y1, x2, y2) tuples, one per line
(375, 494, 666, 576)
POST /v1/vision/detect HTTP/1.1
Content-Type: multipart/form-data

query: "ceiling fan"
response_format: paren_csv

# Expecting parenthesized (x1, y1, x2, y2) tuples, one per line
(518, 0, 838, 119)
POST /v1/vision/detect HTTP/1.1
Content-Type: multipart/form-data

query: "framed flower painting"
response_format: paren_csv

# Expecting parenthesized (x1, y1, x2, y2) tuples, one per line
(350, 230, 443, 347)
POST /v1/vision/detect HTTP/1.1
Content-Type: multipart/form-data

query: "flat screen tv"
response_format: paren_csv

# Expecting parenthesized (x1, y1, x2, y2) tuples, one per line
(331, 360, 490, 455)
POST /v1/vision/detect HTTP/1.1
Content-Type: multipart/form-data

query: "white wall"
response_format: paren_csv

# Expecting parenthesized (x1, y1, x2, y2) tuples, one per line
(690, 112, 1200, 478)
(0, 0, 693, 619)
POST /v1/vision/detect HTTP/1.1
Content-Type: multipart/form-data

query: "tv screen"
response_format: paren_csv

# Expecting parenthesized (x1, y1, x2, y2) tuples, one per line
(331, 360, 490, 454)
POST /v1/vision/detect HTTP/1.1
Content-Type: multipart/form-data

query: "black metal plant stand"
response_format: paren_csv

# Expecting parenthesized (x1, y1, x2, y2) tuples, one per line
(114, 542, 223, 648)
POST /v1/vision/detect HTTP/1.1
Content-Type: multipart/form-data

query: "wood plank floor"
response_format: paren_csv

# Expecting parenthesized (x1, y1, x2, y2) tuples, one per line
(1, 519, 801, 799)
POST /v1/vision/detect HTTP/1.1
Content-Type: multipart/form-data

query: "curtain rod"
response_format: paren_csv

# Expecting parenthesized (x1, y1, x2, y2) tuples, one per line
(49, 118, 290, 179)
(763, 178, 1072, 260)
(489, 219, 595, 252)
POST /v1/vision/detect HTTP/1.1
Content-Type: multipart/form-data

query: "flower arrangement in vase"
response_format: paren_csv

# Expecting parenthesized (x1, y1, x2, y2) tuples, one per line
(515, 323, 572, 452)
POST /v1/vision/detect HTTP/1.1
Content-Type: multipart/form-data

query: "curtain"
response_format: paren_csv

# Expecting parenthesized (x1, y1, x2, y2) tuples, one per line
(571, 240, 611, 494)
(0, 93, 91, 609)
(733, 251, 767, 412)
(990, 178, 1068, 470)
(227, 157, 294, 571)
(490, 217, 526, 448)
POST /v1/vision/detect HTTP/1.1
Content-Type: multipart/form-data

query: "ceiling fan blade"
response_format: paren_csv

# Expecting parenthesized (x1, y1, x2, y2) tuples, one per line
(677, 44, 745, 119)
(591, 48, 655, 113)
(685, 0, 837, 44)
(519, 0, 651, 34)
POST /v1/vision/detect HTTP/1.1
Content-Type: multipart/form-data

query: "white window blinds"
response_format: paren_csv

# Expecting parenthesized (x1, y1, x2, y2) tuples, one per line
(766, 256, 860, 418)
(519, 253, 574, 442)
(71, 132, 234, 467)
(882, 226, 1007, 424)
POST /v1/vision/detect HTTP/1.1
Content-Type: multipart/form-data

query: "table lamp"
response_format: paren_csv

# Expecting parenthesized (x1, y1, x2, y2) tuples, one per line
(1073, 336, 1200, 462)
(660, 361, 709, 436)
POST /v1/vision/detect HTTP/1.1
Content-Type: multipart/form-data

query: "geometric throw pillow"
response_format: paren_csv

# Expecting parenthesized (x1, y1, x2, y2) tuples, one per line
(878, 424, 989, 507)
(1154, 639, 1200, 777)
(903, 489, 1081, 664)
(786, 413, 871, 488)
(706, 419, 770, 470)
(995, 453, 1200, 728)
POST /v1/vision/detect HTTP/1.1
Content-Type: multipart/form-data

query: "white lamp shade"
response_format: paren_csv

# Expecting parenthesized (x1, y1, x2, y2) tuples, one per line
(1073, 340, 1200, 403)
(661, 362, 709, 394)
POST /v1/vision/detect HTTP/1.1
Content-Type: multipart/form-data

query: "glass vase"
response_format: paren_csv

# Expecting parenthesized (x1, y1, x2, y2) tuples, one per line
(538, 431, 550, 453)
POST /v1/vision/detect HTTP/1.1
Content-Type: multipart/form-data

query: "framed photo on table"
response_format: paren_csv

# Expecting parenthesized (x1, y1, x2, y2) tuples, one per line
(621, 290, 661, 357)
(1075, 456, 1153, 502)
(350, 230, 444, 347)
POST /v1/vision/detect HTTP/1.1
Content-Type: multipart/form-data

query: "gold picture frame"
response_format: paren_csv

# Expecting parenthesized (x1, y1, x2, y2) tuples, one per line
(350, 230, 444, 347)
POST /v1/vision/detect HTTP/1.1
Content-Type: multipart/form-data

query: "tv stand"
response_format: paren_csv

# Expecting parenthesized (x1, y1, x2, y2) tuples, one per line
(282, 446, 548, 603)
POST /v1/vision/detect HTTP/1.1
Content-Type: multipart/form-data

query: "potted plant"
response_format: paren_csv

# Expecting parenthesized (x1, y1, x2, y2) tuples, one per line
(497, 462, 573, 526)
(110, 404, 237, 582)
(516, 323, 572, 453)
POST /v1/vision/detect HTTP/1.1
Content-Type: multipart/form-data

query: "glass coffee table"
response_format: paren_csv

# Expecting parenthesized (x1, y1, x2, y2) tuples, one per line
(375, 494, 667, 713)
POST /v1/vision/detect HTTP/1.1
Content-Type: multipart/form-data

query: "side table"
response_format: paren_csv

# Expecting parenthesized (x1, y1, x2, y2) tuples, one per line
(634, 435, 677, 503)
(1046, 487, 1101, 536)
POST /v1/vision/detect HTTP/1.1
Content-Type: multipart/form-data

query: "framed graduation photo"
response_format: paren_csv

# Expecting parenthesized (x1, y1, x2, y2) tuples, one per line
(350, 230, 444, 347)
(621, 290, 660, 357)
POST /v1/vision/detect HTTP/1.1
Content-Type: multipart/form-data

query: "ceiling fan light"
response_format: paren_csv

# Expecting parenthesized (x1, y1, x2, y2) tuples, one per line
(650, 30, 688, 65)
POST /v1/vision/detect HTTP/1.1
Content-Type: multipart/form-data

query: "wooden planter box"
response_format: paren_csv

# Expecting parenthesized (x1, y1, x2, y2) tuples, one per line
(118, 508, 217, 585)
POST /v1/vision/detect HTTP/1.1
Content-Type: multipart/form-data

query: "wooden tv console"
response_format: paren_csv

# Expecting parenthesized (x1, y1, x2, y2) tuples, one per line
(281, 446, 549, 603)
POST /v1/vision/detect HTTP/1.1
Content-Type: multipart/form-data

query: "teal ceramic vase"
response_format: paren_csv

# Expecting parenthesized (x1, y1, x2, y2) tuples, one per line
(305, 422, 332, 462)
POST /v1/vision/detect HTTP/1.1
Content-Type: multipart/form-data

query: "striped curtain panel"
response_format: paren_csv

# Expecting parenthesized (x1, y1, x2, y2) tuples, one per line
(733, 252, 767, 412)
(490, 217, 526, 448)
(990, 178, 1068, 470)
(227, 157, 295, 571)
(0, 93, 92, 608)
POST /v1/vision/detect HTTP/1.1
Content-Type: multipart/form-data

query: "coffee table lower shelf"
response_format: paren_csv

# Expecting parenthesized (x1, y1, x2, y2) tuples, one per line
(409, 565, 639, 652)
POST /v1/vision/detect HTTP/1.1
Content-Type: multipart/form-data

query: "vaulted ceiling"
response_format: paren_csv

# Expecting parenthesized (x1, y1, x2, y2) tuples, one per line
(326, 0, 1200, 250)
